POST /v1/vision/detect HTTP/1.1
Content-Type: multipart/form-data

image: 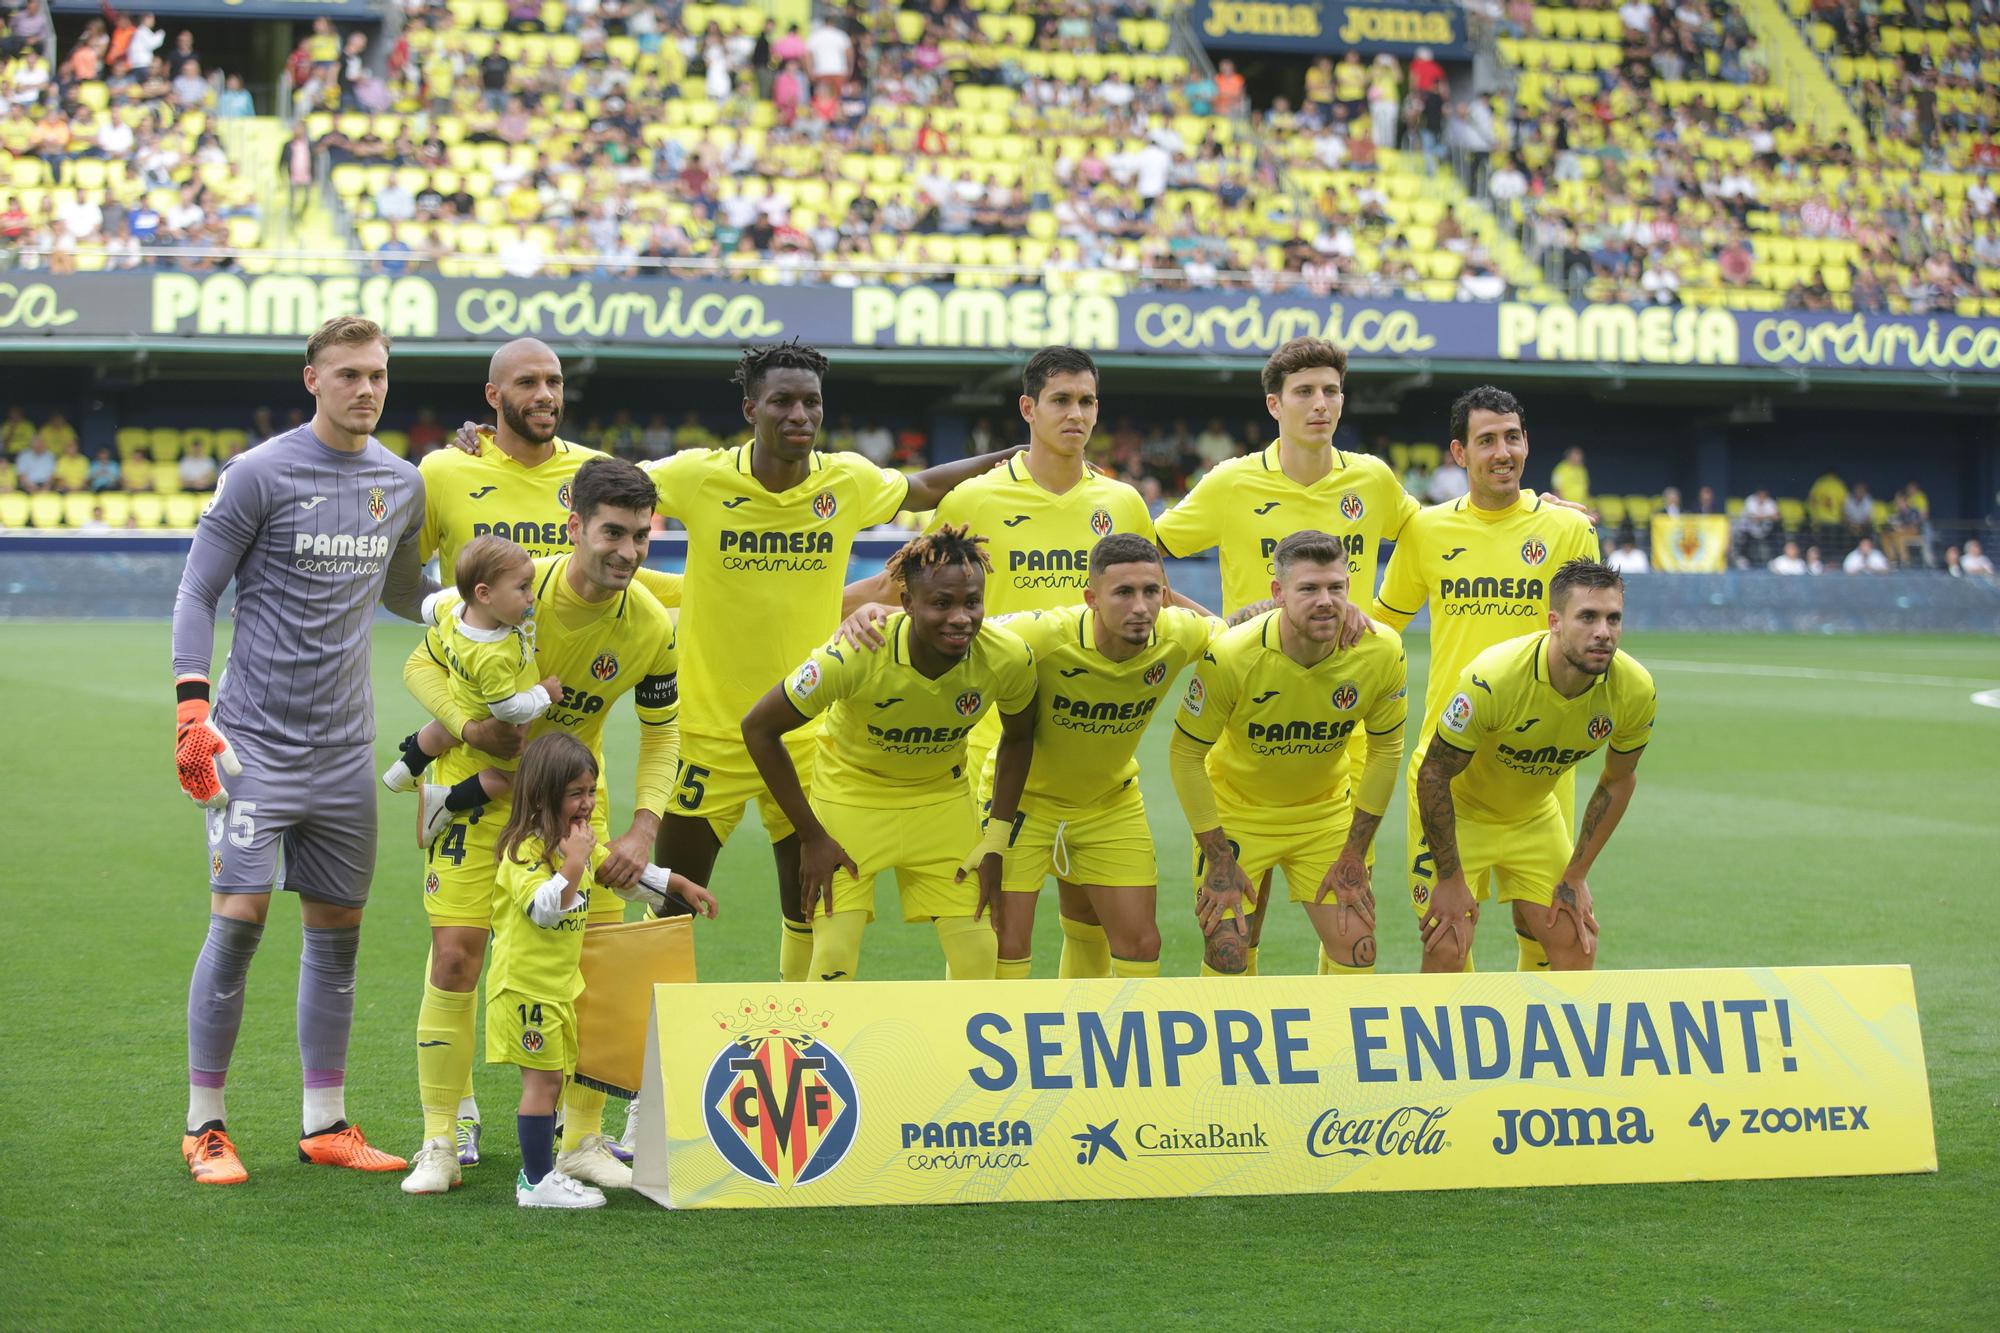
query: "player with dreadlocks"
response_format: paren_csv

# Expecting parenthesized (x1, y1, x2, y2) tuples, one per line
(741, 525, 1038, 983)
(638, 341, 1021, 976)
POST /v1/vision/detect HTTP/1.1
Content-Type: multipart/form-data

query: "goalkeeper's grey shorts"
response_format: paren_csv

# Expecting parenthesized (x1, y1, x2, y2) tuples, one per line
(203, 732, 378, 907)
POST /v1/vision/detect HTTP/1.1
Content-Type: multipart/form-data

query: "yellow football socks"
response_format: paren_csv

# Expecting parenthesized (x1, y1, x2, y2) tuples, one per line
(1057, 917, 1112, 979)
(1110, 955, 1161, 979)
(417, 981, 476, 1141)
(560, 1082, 607, 1154)
(934, 916, 999, 980)
(809, 911, 866, 983)
(996, 956, 1033, 981)
(1517, 933, 1550, 971)
(779, 918, 815, 983)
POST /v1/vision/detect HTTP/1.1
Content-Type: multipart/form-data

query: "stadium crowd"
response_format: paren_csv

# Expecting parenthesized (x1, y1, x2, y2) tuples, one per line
(3, 0, 1994, 311)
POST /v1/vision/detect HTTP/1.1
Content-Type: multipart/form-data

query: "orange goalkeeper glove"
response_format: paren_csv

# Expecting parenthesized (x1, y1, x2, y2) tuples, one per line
(175, 680, 241, 810)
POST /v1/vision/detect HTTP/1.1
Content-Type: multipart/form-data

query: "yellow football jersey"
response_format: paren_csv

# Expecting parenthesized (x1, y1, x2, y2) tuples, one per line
(1374, 492, 1600, 730)
(646, 444, 910, 742)
(1172, 610, 1407, 821)
(419, 434, 683, 609)
(490, 839, 606, 1001)
(783, 613, 1036, 801)
(1156, 443, 1419, 613)
(435, 610, 539, 766)
(1432, 631, 1656, 824)
(928, 455, 1156, 615)
(997, 604, 1220, 812)
(430, 554, 681, 813)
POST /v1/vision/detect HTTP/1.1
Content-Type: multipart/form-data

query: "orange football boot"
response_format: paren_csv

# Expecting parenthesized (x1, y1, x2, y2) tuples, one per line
(298, 1121, 408, 1172)
(183, 1122, 248, 1186)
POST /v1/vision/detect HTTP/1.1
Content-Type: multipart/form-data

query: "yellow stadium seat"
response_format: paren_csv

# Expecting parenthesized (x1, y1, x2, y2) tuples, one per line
(1777, 498, 1806, 532)
(29, 493, 65, 528)
(376, 431, 409, 457)
(1407, 444, 1442, 470)
(116, 428, 149, 458)
(0, 493, 28, 529)
(164, 495, 201, 528)
(215, 429, 248, 455)
(1624, 495, 1656, 526)
(63, 494, 99, 528)
(129, 494, 165, 528)
(1596, 496, 1628, 528)
(149, 428, 183, 463)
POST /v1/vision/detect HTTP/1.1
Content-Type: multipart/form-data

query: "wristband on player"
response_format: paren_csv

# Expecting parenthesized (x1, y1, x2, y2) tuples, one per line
(957, 818, 1012, 878)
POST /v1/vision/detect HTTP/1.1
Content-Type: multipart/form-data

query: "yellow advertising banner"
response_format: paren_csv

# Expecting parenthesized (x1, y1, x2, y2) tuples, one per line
(631, 967, 1933, 1209)
(1652, 514, 1733, 572)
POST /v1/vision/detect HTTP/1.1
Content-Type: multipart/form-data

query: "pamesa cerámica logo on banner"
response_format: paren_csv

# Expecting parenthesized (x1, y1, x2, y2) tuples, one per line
(701, 997, 859, 1189)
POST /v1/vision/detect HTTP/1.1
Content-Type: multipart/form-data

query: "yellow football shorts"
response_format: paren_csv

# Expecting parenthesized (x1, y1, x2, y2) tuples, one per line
(425, 783, 614, 928)
(1190, 808, 1351, 921)
(485, 989, 576, 1072)
(817, 792, 980, 922)
(1406, 798, 1571, 919)
(670, 727, 817, 844)
(1403, 730, 1575, 904)
(1000, 780, 1157, 893)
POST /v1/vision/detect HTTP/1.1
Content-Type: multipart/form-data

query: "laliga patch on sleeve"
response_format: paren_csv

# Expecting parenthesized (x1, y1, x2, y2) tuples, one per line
(1183, 676, 1206, 716)
(792, 660, 820, 699)
(1441, 691, 1473, 733)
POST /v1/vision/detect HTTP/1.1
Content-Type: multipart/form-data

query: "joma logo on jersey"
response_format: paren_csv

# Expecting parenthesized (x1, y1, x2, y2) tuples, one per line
(702, 1004, 859, 1188)
(721, 530, 836, 555)
(1143, 661, 1168, 687)
(1262, 532, 1363, 559)
(1520, 537, 1548, 567)
(1053, 694, 1158, 722)
(1339, 492, 1365, 522)
(368, 487, 387, 522)
(1438, 576, 1545, 601)
(293, 533, 390, 557)
(955, 691, 983, 717)
(471, 520, 570, 548)
(1587, 714, 1613, 741)
(1090, 507, 1114, 537)
(870, 722, 974, 746)
(1331, 682, 1359, 711)
(590, 652, 619, 682)
(1248, 718, 1356, 743)
(1010, 548, 1089, 572)
(812, 490, 837, 519)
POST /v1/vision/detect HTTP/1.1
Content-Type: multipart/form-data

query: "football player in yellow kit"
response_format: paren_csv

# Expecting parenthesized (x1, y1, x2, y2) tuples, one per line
(642, 342, 1022, 987)
(1413, 559, 1656, 973)
(1373, 386, 1600, 972)
(741, 527, 1037, 983)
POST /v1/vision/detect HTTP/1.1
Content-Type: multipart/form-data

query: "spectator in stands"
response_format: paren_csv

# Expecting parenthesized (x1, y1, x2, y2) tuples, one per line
(1808, 469, 1847, 539)
(1606, 539, 1650, 574)
(1738, 489, 1780, 566)
(1193, 419, 1235, 470)
(1842, 483, 1876, 541)
(216, 73, 253, 118)
(1886, 488, 1933, 568)
(806, 13, 851, 99)
(1769, 540, 1810, 575)
(1958, 539, 1995, 580)
(1697, 486, 1719, 516)
(1660, 487, 1684, 518)
(52, 438, 89, 492)
(1428, 453, 1468, 503)
(280, 124, 315, 219)
(15, 435, 56, 492)
(120, 454, 151, 492)
(1551, 446, 1590, 504)
(177, 443, 217, 492)
(0, 407, 32, 454)
(853, 419, 894, 466)
(1213, 59, 1244, 115)
(38, 413, 73, 454)
(1842, 536, 1889, 574)
(672, 411, 719, 454)
(170, 59, 210, 110)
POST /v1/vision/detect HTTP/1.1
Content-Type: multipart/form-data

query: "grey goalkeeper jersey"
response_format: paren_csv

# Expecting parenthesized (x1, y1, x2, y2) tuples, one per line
(171, 423, 433, 747)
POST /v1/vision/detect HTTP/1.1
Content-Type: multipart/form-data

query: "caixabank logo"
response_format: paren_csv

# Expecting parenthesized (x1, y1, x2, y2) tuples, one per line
(702, 997, 860, 1189)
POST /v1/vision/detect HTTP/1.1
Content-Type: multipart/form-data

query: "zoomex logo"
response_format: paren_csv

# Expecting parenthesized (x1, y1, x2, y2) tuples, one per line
(702, 997, 860, 1188)
(1306, 1106, 1448, 1158)
(1493, 1105, 1653, 1155)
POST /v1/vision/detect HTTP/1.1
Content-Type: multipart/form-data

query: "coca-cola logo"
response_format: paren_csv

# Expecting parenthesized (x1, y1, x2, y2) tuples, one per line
(1306, 1106, 1450, 1158)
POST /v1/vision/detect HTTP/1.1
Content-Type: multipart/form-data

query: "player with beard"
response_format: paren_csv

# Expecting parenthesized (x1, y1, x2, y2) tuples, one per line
(1412, 560, 1655, 973)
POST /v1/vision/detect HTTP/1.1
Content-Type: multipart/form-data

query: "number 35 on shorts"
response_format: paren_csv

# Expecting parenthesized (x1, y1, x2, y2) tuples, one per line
(207, 801, 257, 849)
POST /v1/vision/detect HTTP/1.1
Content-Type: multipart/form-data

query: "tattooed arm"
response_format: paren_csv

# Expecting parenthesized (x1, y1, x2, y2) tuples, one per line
(1547, 745, 1644, 955)
(1415, 736, 1478, 954)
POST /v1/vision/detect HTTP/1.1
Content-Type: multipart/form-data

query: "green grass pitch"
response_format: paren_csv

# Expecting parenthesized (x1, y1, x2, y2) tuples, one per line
(5, 623, 1996, 1329)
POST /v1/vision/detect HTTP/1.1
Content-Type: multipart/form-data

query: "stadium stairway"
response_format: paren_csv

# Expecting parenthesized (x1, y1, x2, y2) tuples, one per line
(1735, 0, 1867, 141)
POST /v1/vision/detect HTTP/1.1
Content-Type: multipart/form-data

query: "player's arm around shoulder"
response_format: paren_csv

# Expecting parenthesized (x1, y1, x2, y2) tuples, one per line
(1372, 504, 1437, 627)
